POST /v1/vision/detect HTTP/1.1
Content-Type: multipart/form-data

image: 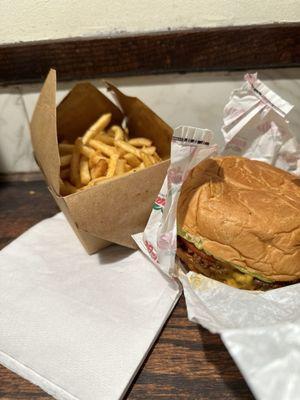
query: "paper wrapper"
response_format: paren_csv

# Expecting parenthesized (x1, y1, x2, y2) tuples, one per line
(134, 74, 300, 400)
(222, 73, 300, 175)
(30, 69, 172, 253)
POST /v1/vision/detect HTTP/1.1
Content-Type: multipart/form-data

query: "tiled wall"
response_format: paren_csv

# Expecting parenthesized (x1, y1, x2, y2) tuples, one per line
(1, 68, 300, 173)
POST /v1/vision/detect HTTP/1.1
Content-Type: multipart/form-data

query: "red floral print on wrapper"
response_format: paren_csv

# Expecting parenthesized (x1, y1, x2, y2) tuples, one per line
(153, 195, 166, 212)
(157, 231, 177, 252)
(155, 196, 166, 206)
(145, 240, 158, 262)
(167, 167, 183, 185)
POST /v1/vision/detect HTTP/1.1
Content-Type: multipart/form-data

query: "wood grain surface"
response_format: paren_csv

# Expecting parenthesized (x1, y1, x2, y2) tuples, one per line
(0, 23, 299, 85)
(0, 180, 254, 399)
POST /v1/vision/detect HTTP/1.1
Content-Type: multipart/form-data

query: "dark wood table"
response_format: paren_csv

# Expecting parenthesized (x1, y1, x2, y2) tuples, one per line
(0, 179, 254, 400)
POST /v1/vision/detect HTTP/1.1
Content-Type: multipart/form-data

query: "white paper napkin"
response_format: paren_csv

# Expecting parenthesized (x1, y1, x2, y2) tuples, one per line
(0, 213, 180, 400)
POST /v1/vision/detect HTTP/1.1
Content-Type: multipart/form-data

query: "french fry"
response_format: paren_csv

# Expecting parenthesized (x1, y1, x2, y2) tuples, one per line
(123, 153, 141, 168)
(59, 113, 161, 194)
(141, 146, 156, 155)
(87, 176, 108, 186)
(60, 154, 72, 167)
(129, 162, 146, 174)
(82, 113, 112, 144)
(115, 140, 141, 158)
(94, 132, 115, 145)
(91, 159, 108, 179)
(116, 147, 127, 157)
(115, 159, 126, 175)
(60, 168, 70, 179)
(153, 152, 161, 162)
(89, 154, 98, 169)
(149, 155, 156, 164)
(140, 152, 153, 167)
(89, 139, 117, 157)
(128, 137, 152, 147)
(106, 154, 119, 178)
(107, 130, 115, 138)
(88, 153, 108, 169)
(110, 125, 124, 141)
(124, 163, 132, 172)
(59, 143, 74, 154)
(87, 163, 146, 188)
(79, 157, 91, 185)
(88, 174, 123, 187)
(63, 180, 78, 195)
(79, 144, 96, 159)
(70, 138, 81, 187)
(89, 170, 132, 186)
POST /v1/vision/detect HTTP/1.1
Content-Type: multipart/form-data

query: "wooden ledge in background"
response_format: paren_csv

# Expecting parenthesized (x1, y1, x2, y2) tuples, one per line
(0, 172, 43, 182)
(0, 23, 299, 85)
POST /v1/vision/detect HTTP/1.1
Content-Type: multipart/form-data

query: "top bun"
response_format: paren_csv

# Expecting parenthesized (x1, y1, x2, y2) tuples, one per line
(177, 156, 300, 282)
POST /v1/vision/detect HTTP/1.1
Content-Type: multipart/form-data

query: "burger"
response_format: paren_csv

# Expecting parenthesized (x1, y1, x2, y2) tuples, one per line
(176, 156, 300, 290)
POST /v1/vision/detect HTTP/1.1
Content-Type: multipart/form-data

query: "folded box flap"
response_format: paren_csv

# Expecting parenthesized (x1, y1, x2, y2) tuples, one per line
(64, 160, 169, 249)
(106, 82, 172, 159)
(30, 69, 60, 194)
(57, 82, 124, 143)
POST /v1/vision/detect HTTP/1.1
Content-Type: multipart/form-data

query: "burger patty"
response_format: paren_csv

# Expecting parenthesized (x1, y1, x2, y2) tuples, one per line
(177, 236, 294, 291)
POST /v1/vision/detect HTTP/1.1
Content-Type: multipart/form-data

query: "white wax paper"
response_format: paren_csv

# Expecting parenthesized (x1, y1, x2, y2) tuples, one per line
(134, 74, 300, 400)
(222, 73, 299, 175)
(0, 213, 180, 400)
(222, 324, 300, 400)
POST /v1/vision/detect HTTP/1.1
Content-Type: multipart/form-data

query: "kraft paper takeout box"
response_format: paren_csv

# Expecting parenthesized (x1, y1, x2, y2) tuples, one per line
(30, 69, 172, 253)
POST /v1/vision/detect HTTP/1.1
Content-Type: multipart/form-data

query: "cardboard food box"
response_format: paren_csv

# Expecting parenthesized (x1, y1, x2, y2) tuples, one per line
(30, 69, 172, 253)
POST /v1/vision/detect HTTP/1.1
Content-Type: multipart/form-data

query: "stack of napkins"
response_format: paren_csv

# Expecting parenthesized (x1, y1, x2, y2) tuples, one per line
(0, 213, 180, 400)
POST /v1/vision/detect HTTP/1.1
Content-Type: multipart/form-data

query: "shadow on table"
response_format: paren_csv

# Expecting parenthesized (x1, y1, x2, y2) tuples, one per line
(292, 178, 300, 187)
(198, 326, 255, 400)
(97, 245, 136, 265)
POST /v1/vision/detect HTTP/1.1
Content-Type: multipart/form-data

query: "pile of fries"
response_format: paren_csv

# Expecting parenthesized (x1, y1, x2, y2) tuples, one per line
(59, 113, 162, 195)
